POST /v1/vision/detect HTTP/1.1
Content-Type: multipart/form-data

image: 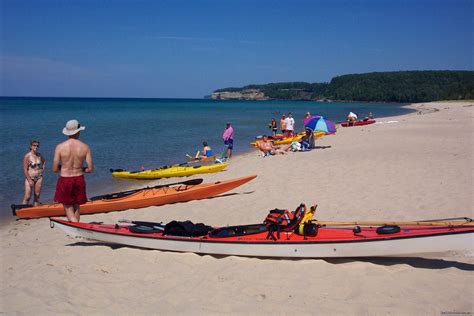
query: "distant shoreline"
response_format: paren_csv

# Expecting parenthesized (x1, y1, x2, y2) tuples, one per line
(212, 70, 474, 102)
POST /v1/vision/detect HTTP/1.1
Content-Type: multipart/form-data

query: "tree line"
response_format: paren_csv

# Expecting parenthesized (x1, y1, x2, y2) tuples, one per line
(214, 71, 474, 102)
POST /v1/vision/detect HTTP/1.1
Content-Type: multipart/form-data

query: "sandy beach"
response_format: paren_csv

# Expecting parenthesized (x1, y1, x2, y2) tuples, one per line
(1, 101, 473, 315)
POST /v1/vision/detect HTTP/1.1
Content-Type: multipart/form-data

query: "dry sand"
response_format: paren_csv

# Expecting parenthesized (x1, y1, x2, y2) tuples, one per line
(1, 101, 473, 315)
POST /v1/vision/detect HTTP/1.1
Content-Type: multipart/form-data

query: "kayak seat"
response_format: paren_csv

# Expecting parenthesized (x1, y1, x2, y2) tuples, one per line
(376, 225, 401, 234)
(129, 225, 164, 234)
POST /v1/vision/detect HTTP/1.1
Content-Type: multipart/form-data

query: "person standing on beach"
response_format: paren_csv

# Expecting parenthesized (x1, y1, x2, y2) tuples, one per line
(269, 118, 277, 137)
(285, 112, 295, 137)
(52, 119, 93, 222)
(303, 112, 311, 126)
(22, 140, 46, 206)
(222, 122, 234, 159)
(280, 115, 287, 135)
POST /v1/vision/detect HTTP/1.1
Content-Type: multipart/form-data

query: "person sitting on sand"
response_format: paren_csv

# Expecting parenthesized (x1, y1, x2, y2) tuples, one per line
(363, 112, 374, 121)
(299, 129, 314, 151)
(347, 112, 358, 126)
(201, 141, 213, 158)
(256, 135, 291, 156)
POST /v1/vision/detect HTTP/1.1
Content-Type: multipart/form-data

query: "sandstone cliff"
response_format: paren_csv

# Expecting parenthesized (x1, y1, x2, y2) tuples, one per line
(211, 89, 269, 100)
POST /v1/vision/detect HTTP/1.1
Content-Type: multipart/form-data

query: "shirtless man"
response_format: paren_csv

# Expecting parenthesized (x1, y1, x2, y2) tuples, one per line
(52, 119, 93, 222)
(257, 136, 290, 156)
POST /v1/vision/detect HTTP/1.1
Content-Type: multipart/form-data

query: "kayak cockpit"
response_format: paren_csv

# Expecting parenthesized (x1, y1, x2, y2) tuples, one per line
(209, 224, 267, 238)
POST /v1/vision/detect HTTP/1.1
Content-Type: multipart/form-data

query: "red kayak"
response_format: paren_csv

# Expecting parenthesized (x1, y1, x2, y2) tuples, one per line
(51, 204, 474, 258)
(340, 119, 376, 127)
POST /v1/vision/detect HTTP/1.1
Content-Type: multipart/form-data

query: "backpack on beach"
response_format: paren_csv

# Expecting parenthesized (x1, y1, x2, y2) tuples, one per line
(264, 209, 295, 227)
(163, 220, 213, 237)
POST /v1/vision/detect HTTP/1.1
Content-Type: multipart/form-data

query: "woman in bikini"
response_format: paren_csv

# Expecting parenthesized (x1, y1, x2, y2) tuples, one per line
(22, 140, 45, 206)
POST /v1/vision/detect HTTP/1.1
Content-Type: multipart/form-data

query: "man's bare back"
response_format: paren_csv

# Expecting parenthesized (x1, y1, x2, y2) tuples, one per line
(53, 138, 93, 177)
(53, 119, 93, 222)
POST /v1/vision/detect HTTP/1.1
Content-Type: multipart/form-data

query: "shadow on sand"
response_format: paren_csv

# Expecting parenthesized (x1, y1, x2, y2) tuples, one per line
(314, 145, 332, 150)
(323, 257, 474, 271)
(66, 241, 473, 271)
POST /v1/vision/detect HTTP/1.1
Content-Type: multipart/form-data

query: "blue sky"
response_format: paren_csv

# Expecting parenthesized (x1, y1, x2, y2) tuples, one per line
(1, 0, 472, 98)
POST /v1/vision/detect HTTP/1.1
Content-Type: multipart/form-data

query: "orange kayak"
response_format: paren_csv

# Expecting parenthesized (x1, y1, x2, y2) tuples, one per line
(12, 175, 257, 219)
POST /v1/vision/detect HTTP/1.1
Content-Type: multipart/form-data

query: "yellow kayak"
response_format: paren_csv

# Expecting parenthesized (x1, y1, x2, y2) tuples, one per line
(111, 163, 228, 180)
(251, 131, 326, 146)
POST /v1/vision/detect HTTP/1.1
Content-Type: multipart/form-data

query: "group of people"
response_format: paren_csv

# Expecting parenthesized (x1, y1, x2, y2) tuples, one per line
(24, 112, 377, 221)
(256, 127, 315, 157)
(199, 122, 234, 160)
(260, 109, 375, 157)
(22, 119, 93, 222)
(346, 111, 374, 124)
(24, 120, 235, 223)
(268, 113, 296, 137)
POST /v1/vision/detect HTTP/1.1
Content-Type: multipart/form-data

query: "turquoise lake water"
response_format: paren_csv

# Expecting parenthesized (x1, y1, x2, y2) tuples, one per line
(0, 97, 415, 222)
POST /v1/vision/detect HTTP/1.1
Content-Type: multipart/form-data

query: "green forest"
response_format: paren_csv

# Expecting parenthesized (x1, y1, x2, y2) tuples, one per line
(214, 71, 474, 102)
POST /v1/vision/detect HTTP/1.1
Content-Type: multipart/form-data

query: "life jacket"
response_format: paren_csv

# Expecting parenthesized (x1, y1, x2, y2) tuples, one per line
(264, 203, 307, 240)
(265, 209, 294, 227)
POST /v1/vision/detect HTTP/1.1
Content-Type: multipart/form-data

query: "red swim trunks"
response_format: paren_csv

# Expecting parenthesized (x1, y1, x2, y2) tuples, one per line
(54, 175, 88, 205)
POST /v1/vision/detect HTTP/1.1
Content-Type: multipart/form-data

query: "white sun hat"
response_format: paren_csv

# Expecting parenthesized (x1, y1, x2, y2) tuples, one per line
(62, 119, 86, 136)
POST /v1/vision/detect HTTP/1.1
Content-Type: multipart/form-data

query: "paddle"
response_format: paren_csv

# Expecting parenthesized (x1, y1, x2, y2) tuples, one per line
(118, 219, 166, 230)
(110, 161, 190, 173)
(312, 217, 474, 227)
(89, 178, 204, 201)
